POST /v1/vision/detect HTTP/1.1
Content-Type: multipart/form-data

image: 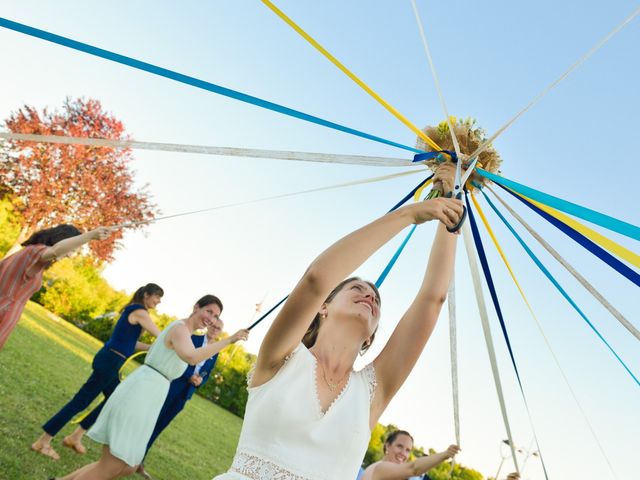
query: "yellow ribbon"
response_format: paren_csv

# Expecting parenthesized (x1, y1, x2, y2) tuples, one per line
(118, 350, 147, 380)
(513, 191, 640, 269)
(470, 192, 537, 316)
(261, 0, 443, 153)
(413, 178, 434, 202)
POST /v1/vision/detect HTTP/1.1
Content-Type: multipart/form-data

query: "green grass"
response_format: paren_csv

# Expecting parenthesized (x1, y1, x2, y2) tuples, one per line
(0, 302, 242, 479)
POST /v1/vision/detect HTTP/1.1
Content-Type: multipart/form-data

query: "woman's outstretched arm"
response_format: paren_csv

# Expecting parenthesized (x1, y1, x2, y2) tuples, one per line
(370, 445, 460, 480)
(40, 227, 113, 262)
(169, 325, 248, 365)
(252, 197, 463, 387)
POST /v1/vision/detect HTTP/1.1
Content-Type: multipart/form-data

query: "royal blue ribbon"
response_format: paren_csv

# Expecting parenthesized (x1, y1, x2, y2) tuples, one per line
(375, 225, 417, 288)
(412, 150, 458, 163)
(495, 183, 640, 288)
(375, 175, 438, 287)
(477, 168, 640, 241)
(480, 189, 640, 386)
(0, 17, 424, 155)
(465, 193, 550, 479)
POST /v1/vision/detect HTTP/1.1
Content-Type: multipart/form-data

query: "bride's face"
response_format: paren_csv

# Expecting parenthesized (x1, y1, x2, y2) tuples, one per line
(325, 280, 381, 337)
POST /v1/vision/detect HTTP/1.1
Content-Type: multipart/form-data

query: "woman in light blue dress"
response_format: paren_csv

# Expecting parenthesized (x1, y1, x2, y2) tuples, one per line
(51, 294, 249, 480)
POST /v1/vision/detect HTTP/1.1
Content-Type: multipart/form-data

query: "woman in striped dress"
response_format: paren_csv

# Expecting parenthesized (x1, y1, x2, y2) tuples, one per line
(0, 224, 112, 350)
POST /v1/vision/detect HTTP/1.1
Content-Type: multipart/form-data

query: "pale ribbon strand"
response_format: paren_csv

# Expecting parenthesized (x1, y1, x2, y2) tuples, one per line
(462, 221, 520, 475)
(448, 275, 461, 447)
(467, 5, 640, 161)
(485, 186, 619, 479)
(410, 3, 462, 472)
(0, 132, 413, 167)
(488, 185, 638, 342)
(110, 169, 422, 228)
(409, 0, 462, 158)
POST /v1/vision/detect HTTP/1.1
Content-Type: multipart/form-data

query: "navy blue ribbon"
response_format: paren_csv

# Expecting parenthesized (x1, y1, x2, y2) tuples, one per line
(0, 17, 424, 155)
(477, 168, 640, 241)
(494, 182, 640, 288)
(466, 194, 521, 380)
(465, 192, 550, 479)
(387, 174, 434, 213)
(248, 295, 289, 331)
(481, 189, 639, 386)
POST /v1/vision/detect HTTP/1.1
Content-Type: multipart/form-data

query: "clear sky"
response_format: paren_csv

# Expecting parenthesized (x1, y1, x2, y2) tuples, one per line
(1, 1, 638, 479)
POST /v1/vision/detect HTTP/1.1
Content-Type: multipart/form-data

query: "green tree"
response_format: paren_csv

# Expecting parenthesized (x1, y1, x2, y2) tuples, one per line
(33, 255, 127, 325)
(198, 342, 256, 417)
(423, 448, 484, 480)
(139, 311, 176, 345)
(0, 196, 21, 257)
(363, 422, 388, 466)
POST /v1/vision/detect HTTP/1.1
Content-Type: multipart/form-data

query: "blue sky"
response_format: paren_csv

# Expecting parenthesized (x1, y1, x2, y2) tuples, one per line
(1, 1, 638, 478)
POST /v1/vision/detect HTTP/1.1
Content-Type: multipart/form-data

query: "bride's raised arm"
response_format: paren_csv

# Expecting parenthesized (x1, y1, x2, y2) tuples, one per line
(250, 197, 463, 388)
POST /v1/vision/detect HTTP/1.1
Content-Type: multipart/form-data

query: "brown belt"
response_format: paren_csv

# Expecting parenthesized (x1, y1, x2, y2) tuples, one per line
(109, 348, 127, 360)
(143, 363, 170, 381)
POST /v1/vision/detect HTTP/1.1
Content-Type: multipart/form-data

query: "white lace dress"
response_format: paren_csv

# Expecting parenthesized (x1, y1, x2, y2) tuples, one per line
(213, 344, 377, 480)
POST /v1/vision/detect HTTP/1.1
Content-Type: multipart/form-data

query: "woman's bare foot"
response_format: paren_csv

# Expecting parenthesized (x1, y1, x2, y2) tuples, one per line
(31, 441, 60, 460)
(62, 436, 87, 455)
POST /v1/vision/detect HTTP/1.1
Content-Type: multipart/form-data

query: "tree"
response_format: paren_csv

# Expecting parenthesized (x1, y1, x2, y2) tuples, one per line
(0, 196, 21, 256)
(363, 423, 388, 466)
(424, 448, 484, 480)
(33, 255, 128, 325)
(199, 342, 256, 417)
(0, 97, 157, 261)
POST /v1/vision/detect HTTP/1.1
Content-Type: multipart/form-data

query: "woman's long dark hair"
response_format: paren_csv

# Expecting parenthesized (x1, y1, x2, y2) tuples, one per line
(122, 283, 164, 311)
(302, 276, 380, 354)
(22, 224, 82, 247)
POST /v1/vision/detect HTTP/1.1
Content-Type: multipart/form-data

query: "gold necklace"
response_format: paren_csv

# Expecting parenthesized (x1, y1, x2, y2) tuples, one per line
(311, 351, 351, 392)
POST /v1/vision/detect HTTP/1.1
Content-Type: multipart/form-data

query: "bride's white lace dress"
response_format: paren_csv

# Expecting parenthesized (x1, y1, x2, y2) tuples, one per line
(213, 344, 377, 480)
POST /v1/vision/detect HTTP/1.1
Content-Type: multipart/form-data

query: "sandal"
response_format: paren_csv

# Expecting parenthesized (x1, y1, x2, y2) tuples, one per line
(136, 464, 154, 479)
(31, 442, 60, 461)
(62, 436, 87, 455)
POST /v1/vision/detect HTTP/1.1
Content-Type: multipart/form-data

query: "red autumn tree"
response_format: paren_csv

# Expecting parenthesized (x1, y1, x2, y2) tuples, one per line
(0, 97, 157, 261)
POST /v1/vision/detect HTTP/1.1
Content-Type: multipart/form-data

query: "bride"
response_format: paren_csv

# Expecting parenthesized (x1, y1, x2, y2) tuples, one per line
(214, 165, 463, 480)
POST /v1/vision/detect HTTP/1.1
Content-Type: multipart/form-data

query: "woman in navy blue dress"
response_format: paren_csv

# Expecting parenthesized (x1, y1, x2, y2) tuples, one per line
(31, 283, 164, 460)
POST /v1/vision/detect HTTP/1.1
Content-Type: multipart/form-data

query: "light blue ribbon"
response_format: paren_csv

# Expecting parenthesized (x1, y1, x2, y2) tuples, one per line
(481, 189, 639, 386)
(477, 168, 640, 241)
(0, 17, 424, 155)
(375, 224, 417, 288)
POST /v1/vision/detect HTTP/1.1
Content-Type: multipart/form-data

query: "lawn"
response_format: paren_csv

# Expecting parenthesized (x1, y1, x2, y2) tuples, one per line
(0, 302, 243, 479)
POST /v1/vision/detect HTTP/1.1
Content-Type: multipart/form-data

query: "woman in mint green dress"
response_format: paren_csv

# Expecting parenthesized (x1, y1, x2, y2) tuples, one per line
(51, 294, 249, 480)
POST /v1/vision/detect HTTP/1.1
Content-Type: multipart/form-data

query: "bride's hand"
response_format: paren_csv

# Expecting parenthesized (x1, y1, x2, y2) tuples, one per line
(433, 162, 456, 196)
(404, 197, 464, 228)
